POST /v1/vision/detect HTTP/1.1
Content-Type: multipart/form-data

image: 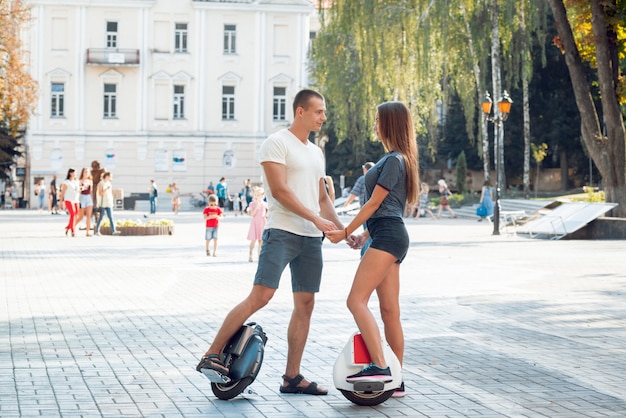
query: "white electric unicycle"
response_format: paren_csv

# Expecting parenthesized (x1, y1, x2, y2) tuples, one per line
(333, 332, 402, 406)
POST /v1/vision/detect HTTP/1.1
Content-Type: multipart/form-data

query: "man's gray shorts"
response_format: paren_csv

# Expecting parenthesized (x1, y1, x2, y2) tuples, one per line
(254, 228, 323, 293)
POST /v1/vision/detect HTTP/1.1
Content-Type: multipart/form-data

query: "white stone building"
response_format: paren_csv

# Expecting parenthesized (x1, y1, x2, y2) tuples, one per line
(21, 0, 317, 209)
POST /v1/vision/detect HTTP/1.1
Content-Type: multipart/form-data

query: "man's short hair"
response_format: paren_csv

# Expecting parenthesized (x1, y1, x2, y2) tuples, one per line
(293, 89, 324, 115)
(363, 162, 375, 170)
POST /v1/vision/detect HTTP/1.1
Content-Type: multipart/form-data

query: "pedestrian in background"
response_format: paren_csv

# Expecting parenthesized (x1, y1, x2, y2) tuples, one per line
(49, 175, 59, 215)
(436, 179, 456, 219)
(246, 186, 268, 262)
(149, 180, 158, 214)
(243, 179, 253, 211)
(417, 182, 436, 219)
(476, 180, 494, 222)
(35, 179, 46, 211)
(215, 177, 229, 211)
(95, 172, 120, 236)
(343, 162, 375, 209)
(324, 175, 336, 203)
(171, 182, 181, 215)
(60, 168, 79, 237)
(74, 167, 94, 236)
(203, 194, 223, 257)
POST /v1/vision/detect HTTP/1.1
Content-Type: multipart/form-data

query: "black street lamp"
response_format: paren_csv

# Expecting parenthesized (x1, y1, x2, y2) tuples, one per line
(481, 90, 513, 235)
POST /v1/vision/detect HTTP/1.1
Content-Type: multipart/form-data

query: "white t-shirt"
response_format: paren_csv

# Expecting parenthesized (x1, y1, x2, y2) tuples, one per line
(259, 128, 325, 237)
(99, 180, 114, 208)
(63, 179, 79, 203)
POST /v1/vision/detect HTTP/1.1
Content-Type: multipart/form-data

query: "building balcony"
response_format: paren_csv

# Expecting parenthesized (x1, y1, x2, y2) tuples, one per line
(86, 49, 140, 66)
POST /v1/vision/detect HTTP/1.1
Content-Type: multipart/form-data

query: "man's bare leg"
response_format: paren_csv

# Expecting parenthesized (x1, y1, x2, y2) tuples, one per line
(281, 292, 326, 392)
(204, 284, 275, 356)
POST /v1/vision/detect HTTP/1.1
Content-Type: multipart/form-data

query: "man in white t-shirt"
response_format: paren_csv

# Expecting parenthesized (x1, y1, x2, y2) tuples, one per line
(197, 89, 343, 396)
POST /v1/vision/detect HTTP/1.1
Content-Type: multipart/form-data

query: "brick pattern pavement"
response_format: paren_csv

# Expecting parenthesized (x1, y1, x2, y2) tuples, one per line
(1, 210, 626, 417)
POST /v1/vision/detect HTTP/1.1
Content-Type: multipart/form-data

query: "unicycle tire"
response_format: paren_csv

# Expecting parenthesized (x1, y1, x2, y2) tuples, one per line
(338, 388, 394, 406)
(211, 377, 254, 400)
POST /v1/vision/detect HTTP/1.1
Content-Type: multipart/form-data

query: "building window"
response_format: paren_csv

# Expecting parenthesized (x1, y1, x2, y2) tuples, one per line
(103, 83, 117, 118)
(173, 85, 185, 119)
(174, 23, 188, 53)
(223, 24, 237, 54)
(273, 87, 286, 121)
(222, 85, 235, 120)
(106, 21, 118, 48)
(309, 31, 317, 52)
(51, 83, 65, 118)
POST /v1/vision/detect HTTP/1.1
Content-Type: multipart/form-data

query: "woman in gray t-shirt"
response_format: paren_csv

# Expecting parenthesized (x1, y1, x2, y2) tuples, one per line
(326, 101, 419, 395)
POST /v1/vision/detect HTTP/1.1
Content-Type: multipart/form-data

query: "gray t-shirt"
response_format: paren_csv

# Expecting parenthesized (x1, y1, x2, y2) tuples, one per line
(364, 151, 407, 219)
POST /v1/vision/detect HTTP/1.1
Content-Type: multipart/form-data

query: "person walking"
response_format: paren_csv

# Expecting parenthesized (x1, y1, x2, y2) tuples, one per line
(436, 179, 456, 219)
(49, 175, 59, 214)
(196, 89, 343, 396)
(343, 162, 375, 255)
(94, 172, 120, 235)
(343, 162, 375, 209)
(215, 177, 229, 211)
(476, 180, 494, 221)
(326, 101, 419, 397)
(243, 179, 253, 211)
(74, 167, 94, 236)
(59, 168, 79, 237)
(246, 186, 268, 262)
(35, 179, 46, 211)
(171, 182, 181, 215)
(149, 180, 158, 214)
(203, 194, 223, 257)
(417, 182, 436, 219)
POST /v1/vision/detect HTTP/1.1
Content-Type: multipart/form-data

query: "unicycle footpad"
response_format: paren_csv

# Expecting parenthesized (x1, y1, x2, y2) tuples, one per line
(201, 368, 231, 384)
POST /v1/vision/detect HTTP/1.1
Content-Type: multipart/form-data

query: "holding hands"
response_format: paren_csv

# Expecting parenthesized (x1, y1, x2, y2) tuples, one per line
(325, 228, 365, 249)
(325, 228, 347, 244)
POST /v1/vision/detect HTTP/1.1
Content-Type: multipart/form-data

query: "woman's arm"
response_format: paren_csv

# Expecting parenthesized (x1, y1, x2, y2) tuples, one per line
(326, 184, 389, 243)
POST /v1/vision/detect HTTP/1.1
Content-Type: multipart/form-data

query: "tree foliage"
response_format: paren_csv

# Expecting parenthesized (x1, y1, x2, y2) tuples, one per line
(0, 0, 38, 181)
(455, 150, 467, 194)
(311, 0, 548, 184)
(547, 0, 626, 216)
(311, 0, 441, 166)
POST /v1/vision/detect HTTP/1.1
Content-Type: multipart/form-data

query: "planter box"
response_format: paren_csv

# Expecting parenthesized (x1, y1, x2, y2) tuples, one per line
(99, 225, 174, 236)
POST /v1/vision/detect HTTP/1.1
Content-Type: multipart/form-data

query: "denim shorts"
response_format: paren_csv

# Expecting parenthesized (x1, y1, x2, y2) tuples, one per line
(205, 227, 218, 240)
(367, 217, 409, 263)
(79, 194, 93, 208)
(254, 228, 323, 293)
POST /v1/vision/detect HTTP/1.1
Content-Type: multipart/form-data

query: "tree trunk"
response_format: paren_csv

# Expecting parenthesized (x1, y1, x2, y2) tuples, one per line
(520, 0, 531, 199)
(547, 0, 626, 216)
(490, 0, 505, 191)
(590, 0, 626, 214)
(461, 3, 490, 183)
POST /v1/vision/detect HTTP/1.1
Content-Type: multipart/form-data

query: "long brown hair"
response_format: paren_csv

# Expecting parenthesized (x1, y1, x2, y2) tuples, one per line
(79, 167, 92, 180)
(376, 101, 419, 205)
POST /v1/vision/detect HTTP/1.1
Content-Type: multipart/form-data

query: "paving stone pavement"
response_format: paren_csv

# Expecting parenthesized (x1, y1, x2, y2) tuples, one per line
(1, 209, 625, 418)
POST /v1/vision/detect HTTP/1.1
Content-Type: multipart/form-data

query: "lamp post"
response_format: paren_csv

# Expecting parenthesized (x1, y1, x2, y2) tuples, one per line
(481, 90, 513, 235)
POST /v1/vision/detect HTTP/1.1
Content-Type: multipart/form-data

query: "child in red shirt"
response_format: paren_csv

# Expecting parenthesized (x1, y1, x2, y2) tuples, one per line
(203, 194, 223, 256)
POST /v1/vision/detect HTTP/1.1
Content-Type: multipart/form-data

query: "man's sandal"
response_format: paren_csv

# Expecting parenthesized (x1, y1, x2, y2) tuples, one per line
(279, 374, 328, 395)
(196, 354, 228, 374)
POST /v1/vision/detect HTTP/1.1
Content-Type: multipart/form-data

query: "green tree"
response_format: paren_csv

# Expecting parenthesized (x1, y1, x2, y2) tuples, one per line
(0, 0, 38, 182)
(455, 150, 468, 194)
(547, 0, 626, 215)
